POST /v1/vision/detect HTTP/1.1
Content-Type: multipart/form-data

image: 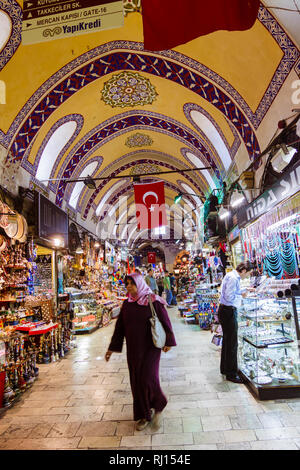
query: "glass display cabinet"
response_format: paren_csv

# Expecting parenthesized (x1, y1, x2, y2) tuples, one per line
(238, 290, 300, 399)
(68, 290, 102, 334)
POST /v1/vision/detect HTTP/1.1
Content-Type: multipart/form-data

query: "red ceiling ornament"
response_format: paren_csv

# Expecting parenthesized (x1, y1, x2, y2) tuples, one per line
(141, 0, 260, 51)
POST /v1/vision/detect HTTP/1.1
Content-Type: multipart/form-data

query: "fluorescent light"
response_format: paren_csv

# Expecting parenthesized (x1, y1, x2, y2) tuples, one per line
(218, 206, 230, 219)
(271, 145, 297, 173)
(231, 189, 245, 208)
(52, 238, 63, 247)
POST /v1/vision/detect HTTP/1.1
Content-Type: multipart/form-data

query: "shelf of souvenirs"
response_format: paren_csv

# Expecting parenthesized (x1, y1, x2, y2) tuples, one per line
(0, 323, 75, 409)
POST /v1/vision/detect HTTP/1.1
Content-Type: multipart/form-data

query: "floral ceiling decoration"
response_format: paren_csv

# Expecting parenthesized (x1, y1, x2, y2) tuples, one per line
(125, 133, 153, 147)
(123, 0, 141, 16)
(129, 163, 160, 176)
(101, 71, 158, 108)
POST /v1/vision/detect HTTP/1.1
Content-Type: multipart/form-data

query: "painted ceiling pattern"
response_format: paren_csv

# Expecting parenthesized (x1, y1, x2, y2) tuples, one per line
(101, 71, 158, 108)
(0, 0, 299, 242)
(125, 133, 153, 147)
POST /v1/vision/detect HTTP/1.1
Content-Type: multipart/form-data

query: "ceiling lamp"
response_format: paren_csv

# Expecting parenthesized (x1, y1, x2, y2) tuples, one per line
(271, 144, 297, 173)
(230, 189, 245, 208)
(84, 176, 96, 190)
(174, 193, 183, 204)
(76, 246, 84, 254)
(218, 206, 230, 220)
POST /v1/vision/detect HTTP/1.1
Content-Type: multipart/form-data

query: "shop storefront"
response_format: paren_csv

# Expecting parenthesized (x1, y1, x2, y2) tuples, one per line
(234, 164, 300, 399)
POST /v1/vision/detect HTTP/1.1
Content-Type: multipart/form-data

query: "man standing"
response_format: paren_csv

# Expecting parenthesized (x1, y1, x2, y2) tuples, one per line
(163, 271, 173, 307)
(218, 262, 252, 383)
(145, 268, 158, 294)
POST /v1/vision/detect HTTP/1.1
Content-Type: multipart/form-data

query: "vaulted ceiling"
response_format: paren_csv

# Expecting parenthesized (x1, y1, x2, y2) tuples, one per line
(0, 0, 299, 247)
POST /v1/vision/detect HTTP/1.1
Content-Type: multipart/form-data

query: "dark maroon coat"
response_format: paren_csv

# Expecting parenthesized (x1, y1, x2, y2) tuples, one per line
(108, 299, 176, 421)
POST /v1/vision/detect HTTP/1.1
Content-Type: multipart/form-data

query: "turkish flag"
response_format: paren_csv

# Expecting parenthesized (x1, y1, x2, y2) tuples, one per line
(134, 181, 167, 230)
(148, 252, 156, 264)
(141, 0, 260, 51)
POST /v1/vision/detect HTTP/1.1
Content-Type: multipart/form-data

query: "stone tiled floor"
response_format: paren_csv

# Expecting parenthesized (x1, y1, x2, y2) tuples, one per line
(1, 308, 300, 450)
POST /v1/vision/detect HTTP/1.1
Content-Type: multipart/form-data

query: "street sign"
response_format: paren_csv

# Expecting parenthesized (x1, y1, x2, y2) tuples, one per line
(22, 0, 124, 45)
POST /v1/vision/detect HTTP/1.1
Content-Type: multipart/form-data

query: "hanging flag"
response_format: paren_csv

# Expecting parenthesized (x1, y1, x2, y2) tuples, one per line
(141, 0, 260, 51)
(148, 252, 156, 264)
(133, 181, 167, 230)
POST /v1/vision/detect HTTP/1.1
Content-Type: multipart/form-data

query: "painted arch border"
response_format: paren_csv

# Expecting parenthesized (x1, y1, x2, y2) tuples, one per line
(0, 4, 298, 148)
(0, 0, 22, 72)
(84, 158, 203, 221)
(53, 110, 223, 197)
(79, 149, 207, 217)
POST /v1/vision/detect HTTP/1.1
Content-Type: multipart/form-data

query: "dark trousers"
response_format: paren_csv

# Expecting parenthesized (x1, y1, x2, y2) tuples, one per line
(218, 304, 238, 377)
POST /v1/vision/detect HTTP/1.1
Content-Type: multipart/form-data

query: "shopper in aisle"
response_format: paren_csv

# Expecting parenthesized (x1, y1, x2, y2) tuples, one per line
(218, 262, 252, 384)
(105, 272, 176, 431)
(157, 275, 164, 297)
(145, 268, 158, 294)
(169, 272, 177, 306)
(163, 271, 173, 307)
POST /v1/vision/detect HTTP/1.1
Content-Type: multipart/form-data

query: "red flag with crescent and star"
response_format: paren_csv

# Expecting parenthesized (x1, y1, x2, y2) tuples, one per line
(133, 181, 167, 230)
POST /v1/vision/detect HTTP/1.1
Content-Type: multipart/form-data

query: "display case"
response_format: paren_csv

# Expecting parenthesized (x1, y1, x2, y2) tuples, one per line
(238, 291, 300, 399)
(67, 290, 102, 334)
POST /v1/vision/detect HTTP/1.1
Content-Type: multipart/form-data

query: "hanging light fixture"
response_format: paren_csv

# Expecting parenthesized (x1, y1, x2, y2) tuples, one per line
(230, 189, 245, 208)
(218, 206, 230, 220)
(271, 144, 297, 173)
(84, 176, 96, 190)
(174, 193, 183, 204)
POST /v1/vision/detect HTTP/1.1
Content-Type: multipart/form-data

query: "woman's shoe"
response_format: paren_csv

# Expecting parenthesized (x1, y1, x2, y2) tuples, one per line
(151, 411, 162, 431)
(136, 419, 149, 431)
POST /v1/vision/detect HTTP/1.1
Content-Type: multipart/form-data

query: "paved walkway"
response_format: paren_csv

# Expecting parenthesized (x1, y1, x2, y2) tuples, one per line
(1, 308, 300, 450)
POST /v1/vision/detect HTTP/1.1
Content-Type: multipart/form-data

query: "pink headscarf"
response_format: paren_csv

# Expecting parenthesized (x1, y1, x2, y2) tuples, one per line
(126, 272, 167, 306)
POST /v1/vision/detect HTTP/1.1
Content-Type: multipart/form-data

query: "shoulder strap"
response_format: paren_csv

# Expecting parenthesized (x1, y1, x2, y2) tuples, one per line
(148, 294, 157, 319)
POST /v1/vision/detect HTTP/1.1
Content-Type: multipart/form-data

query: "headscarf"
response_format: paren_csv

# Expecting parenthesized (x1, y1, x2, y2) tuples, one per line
(126, 272, 167, 306)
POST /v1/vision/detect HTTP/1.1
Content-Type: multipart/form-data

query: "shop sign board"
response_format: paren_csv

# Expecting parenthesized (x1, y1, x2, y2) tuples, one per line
(37, 192, 69, 247)
(22, 0, 124, 45)
(228, 225, 240, 243)
(237, 162, 300, 227)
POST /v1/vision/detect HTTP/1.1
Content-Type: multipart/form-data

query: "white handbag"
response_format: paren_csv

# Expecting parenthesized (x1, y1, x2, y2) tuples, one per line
(149, 295, 166, 349)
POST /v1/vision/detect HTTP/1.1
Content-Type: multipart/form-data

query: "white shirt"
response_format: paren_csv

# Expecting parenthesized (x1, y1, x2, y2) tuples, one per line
(219, 270, 243, 309)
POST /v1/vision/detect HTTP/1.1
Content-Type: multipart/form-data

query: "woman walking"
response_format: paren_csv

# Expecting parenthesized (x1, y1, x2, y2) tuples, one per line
(105, 272, 176, 431)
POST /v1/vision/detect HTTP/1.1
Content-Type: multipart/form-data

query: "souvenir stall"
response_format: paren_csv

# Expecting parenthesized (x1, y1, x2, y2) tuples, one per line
(233, 184, 300, 398)
(59, 237, 125, 334)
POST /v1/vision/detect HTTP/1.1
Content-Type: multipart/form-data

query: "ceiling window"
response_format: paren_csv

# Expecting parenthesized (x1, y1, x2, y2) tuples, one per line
(190, 110, 232, 171)
(36, 121, 77, 183)
(69, 161, 99, 209)
(185, 152, 218, 192)
(95, 180, 125, 216)
(0, 11, 12, 53)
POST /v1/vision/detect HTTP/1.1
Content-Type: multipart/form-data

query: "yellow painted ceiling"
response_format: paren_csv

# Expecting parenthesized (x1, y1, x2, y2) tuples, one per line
(1, 1, 296, 235)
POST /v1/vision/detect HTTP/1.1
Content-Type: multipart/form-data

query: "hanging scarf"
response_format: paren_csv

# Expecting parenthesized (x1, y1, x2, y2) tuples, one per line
(127, 272, 167, 306)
